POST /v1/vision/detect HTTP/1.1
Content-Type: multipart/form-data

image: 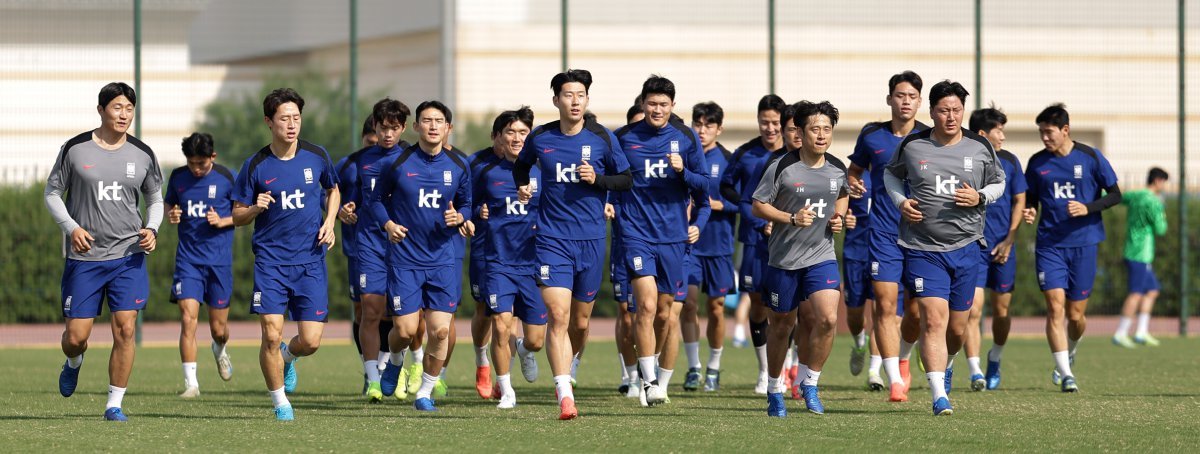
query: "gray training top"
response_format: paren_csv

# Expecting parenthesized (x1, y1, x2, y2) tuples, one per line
(883, 129, 1005, 252)
(45, 131, 164, 261)
(752, 150, 848, 270)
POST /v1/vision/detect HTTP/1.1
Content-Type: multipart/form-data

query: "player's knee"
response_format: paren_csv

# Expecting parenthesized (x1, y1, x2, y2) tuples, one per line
(524, 336, 544, 351)
(814, 315, 837, 334)
(113, 324, 135, 343)
(262, 330, 284, 347)
(571, 317, 590, 334)
(432, 325, 450, 342)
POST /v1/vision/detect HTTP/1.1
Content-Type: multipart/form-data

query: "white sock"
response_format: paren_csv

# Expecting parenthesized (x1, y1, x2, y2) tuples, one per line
(415, 372, 438, 399)
(498, 373, 514, 397)
(211, 342, 227, 358)
(783, 347, 794, 370)
(1068, 338, 1079, 357)
(1136, 313, 1151, 337)
(268, 386, 289, 409)
(390, 348, 406, 367)
(853, 331, 867, 349)
(803, 369, 821, 386)
(658, 368, 674, 386)
(684, 342, 701, 369)
(625, 364, 638, 383)
(106, 385, 126, 409)
(1116, 316, 1133, 337)
(619, 353, 629, 381)
(707, 348, 723, 371)
(439, 367, 447, 380)
(755, 345, 768, 373)
(927, 372, 947, 400)
(733, 324, 746, 342)
(899, 340, 915, 360)
(377, 351, 390, 366)
(988, 344, 1004, 362)
(946, 352, 958, 371)
(554, 375, 574, 402)
(364, 360, 381, 382)
(767, 375, 783, 394)
(796, 363, 810, 385)
(869, 355, 883, 374)
(570, 355, 581, 379)
(410, 347, 424, 364)
(883, 357, 903, 385)
(280, 342, 297, 363)
(476, 344, 491, 367)
(1053, 350, 1073, 377)
(967, 357, 983, 376)
(182, 362, 198, 388)
(638, 356, 658, 383)
(67, 353, 84, 369)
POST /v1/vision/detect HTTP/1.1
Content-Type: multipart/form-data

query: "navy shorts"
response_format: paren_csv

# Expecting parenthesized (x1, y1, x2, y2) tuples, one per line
(687, 253, 735, 298)
(469, 253, 486, 302)
(842, 257, 874, 308)
(252, 260, 329, 322)
(62, 254, 149, 318)
(868, 228, 904, 284)
(484, 269, 548, 325)
(764, 260, 841, 313)
(172, 261, 232, 309)
(1035, 245, 1098, 301)
(739, 243, 766, 293)
(624, 238, 688, 302)
(536, 236, 605, 303)
(976, 246, 1016, 293)
(345, 254, 361, 302)
(1125, 259, 1160, 294)
(356, 233, 389, 296)
(903, 244, 980, 312)
(388, 265, 461, 316)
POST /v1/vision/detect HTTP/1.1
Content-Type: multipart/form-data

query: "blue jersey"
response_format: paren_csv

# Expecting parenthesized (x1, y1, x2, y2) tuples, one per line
(615, 118, 710, 243)
(477, 157, 540, 270)
(720, 137, 779, 245)
(447, 146, 472, 261)
(233, 142, 338, 266)
(515, 119, 631, 240)
(848, 121, 929, 235)
(842, 161, 872, 261)
(367, 144, 472, 268)
(1024, 142, 1118, 248)
(335, 151, 363, 257)
(984, 149, 1028, 246)
(165, 164, 235, 265)
(353, 143, 407, 258)
(468, 148, 501, 263)
(694, 143, 735, 257)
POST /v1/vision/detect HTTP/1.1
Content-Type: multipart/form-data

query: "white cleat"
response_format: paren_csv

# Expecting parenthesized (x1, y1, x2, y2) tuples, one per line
(645, 383, 667, 406)
(179, 386, 200, 398)
(214, 352, 233, 382)
(519, 351, 539, 383)
(627, 378, 642, 399)
(754, 372, 769, 395)
(639, 382, 649, 407)
(496, 393, 517, 409)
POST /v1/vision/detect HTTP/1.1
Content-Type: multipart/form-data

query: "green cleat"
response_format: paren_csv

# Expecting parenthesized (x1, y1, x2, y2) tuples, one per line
(433, 377, 448, 398)
(366, 382, 383, 403)
(1111, 334, 1137, 348)
(405, 363, 423, 396)
(1134, 334, 1161, 347)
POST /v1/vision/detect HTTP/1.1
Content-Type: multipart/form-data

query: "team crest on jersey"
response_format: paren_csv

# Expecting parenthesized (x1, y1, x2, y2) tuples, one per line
(914, 278, 924, 293)
(830, 179, 839, 193)
(125, 162, 136, 179)
(175, 282, 182, 295)
(443, 170, 453, 186)
(253, 292, 262, 306)
(208, 185, 217, 199)
(670, 141, 680, 153)
(530, 178, 539, 193)
(488, 294, 498, 309)
(581, 145, 592, 161)
(633, 257, 644, 271)
(711, 164, 720, 177)
(964, 157, 974, 171)
(304, 168, 314, 184)
(359, 274, 367, 289)
(540, 265, 550, 280)
(871, 262, 879, 276)
(1073, 165, 1083, 179)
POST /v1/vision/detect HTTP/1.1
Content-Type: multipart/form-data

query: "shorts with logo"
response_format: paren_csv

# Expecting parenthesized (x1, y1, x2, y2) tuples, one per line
(484, 268, 548, 325)
(1125, 259, 1160, 294)
(611, 248, 631, 305)
(842, 257, 874, 308)
(356, 232, 389, 296)
(903, 243, 980, 312)
(252, 260, 329, 322)
(764, 260, 841, 313)
(345, 255, 361, 302)
(469, 253, 486, 302)
(536, 236, 605, 303)
(868, 228, 904, 283)
(172, 261, 232, 309)
(388, 264, 462, 316)
(624, 238, 688, 302)
(976, 246, 1016, 293)
(687, 253, 736, 298)
(1035, 245, 1098, 301)
(739, 243, 766, 293)
(62, 253, 149, 318)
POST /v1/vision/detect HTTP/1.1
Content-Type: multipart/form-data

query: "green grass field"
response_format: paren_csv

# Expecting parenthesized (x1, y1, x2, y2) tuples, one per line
(2, 336, 1199, 452)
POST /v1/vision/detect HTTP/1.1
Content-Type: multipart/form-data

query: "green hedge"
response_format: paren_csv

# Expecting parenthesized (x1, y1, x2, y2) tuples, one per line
(3, 184, 1195, 323)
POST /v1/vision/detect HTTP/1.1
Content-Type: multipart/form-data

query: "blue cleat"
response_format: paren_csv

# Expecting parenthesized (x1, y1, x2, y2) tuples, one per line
(766, 392, 787, 417)
(104, 407, 128, 422)
(380, 362, 402, 396)
(944, 366, 953, 394)
(59, 361, 80, 397)
(932, 397, 953, 416)
(970, 373, 986, 391)
(801, 384, 824, 415)
(1061, 376, 1078, 393)
(703, 369, 721, 392)
(281, 343, 298, 393)
(414, 397, 438, 412)
(985, 359, 1001, 390)
(274, 405, 294, 421)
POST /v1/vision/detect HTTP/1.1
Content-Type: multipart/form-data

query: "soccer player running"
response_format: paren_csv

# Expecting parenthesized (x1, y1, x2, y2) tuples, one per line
(884, 80, 1006, 416)
(1023, 103, 1121, 393)
(719, 94, 787, 394)
(513, 69, 632, 419)
(680, 101, 735, 392)
(467, 141, 500, 399)
(371, 101, 471, 412)
(335, 118, 382, 395)
(232, 88, 340, 421)
(1113, 168, 1169, 348)
(165, 132, 235, 398)
(846, 71, 929, 402)
(752, 101, 850, 417)
(841, 152, 878, 388)
(47, 82, 163, 422)
(965, 107, 1026, 391)
(612, 104, 646, 398)
(473, 106, 546, 408)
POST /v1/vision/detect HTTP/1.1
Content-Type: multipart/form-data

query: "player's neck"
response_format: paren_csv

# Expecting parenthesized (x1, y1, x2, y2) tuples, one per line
(418, 141, 442, 156)
(931, 130, 962, 147)
(92, 127, 127, 150)
(703, 142, 718, 152)
(559, 117, 584, 136)
(269, 140, 298, 160)
(798, 147, 826, 167)
(1051, 140, 1074, 157)
(890, 117, 916, 136)
(761, 137, 783, 151)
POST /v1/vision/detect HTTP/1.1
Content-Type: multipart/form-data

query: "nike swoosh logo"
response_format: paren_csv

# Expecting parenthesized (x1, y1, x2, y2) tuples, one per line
(407, 172, 420, 177)
(218, 300, 227, 305)
(135, 299, 145, 304)
(630, 145, 643, 149)
(83, 165, 95, 169)
(315, 310, 326, 316)
(1040, 170, 1052, 175)
(542, 148, 554, 154)
(586, 291, 597, 296)
(361, 165, 373, 170)
(918, 160, 929, 165)
(494, 181, 505, 186)
(873, 149, 885, 154)
(265, 178, 278, 184)
(826, 279, 837, 284)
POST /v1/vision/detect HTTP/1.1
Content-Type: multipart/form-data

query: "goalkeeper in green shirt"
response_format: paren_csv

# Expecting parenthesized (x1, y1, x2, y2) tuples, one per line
(1113, 167, 1169, 347)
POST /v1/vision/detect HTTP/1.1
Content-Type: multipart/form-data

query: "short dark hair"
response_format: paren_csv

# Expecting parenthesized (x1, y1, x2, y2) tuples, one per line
(626, 104, 644, 124)
(98, 82, 136, 108)
(1147, 167, 1170, 186)
(1036, 103, 1070, 128)
(929, 80, 969, 108)
(969, 106, 1008, 133)
(372, 97, 411, 127)
(792, 100, 840, 129)
(779, 103, 798, 128)
(551, 69, 593, 96)
(181, 132, 214, 158)
(415, 100, 453, 124)
(361, 118, 376, 138)
(691, 101, 724, 126)
(492, 106, 535, 137)
(263, 88, 304, 118)
(757, 94, 787, 115)
(639, 75, 676, 101)
(888, 71, 923, 95)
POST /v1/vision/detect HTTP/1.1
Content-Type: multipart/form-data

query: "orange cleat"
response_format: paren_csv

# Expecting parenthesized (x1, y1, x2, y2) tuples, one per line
(475, 365, 493, 399)
(898, 359, 912, 391)
(889, 382, 908, 402)
(559, 396, 579, 420)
